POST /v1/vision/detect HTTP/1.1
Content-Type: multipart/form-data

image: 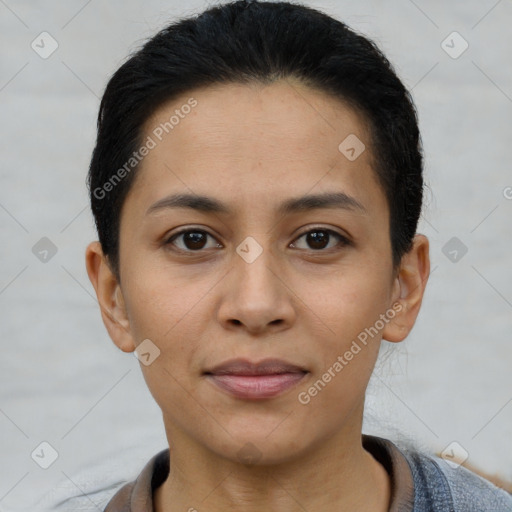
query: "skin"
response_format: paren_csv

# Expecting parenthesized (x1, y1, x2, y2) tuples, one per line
(86, 79, 430, 512)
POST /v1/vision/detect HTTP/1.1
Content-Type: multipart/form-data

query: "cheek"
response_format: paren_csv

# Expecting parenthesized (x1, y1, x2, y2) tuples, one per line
(298, 276, 388, 413)
(121, 264, 201, 347)
(307, 267, 391, 337)
(120, 263, 212, 388)
(125, 275, 205, 404)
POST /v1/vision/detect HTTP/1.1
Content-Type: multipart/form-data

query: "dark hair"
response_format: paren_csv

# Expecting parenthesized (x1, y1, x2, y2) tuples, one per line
(87, 0, 423, 282)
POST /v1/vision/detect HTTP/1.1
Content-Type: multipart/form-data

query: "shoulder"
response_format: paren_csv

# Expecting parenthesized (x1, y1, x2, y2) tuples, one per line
(35, 448, 168, 512)
(36, 479, 133, 512)
(103, 447, 170, 511)
(398, 442, 512, 511)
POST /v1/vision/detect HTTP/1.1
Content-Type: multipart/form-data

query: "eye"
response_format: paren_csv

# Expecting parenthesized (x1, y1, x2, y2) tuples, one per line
(165, 229, 222, 252)
(290, 227, 350, 251)
(164, 226, 350, 254)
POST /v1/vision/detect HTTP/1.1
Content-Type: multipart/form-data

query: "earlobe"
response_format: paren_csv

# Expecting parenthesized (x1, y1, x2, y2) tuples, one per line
(85, 241, 136, 353)
(382, 234, 430, 343)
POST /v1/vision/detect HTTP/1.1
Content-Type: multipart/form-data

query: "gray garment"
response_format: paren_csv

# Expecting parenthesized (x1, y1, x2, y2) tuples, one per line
(35, 435, 512, 511)
(401, 445, 512, 511)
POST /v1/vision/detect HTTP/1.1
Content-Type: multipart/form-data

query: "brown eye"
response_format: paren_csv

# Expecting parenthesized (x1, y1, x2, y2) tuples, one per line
(291, 228, 350, 251)
(166, 229, 221, 252)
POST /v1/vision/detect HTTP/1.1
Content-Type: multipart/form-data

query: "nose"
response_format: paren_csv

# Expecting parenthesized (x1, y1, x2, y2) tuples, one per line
(216, 238, 296, 335)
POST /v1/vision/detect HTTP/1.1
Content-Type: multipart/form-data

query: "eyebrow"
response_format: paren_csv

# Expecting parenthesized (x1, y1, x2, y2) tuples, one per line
(145, 191, 368, 216)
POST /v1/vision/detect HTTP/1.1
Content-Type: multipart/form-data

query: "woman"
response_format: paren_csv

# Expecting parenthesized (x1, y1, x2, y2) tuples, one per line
(84, 1, 512, 510)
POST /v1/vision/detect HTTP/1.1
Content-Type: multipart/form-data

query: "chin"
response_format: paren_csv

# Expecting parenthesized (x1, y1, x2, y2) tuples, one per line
(210, 428, 310, 467)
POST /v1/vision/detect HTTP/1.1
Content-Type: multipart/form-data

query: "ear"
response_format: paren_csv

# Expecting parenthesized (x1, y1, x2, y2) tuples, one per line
(382, 234, 430, 343)
(85, 241, 136, 353)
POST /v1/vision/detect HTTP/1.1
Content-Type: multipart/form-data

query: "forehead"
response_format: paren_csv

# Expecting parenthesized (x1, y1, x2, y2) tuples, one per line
(124, 79, 386, 222)
(144, 79, 370, 162)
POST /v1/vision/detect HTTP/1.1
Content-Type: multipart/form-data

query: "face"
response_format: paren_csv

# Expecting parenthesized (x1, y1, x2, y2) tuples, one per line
(87, 79, 429, 465)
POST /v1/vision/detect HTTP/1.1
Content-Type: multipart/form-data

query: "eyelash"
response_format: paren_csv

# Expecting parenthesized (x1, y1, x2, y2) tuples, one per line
(164, 226, 351, 254)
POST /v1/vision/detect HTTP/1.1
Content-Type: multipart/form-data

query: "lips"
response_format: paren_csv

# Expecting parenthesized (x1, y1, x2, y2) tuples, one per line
(204, 358, 308, 376)
(204, 358, 309, 400)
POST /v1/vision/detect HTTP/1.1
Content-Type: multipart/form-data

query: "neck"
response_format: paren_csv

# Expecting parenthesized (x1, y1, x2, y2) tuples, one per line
(154, 418, 391, 512)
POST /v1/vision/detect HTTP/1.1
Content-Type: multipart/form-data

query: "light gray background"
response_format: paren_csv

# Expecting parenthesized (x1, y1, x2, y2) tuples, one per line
(1, 0, 511, 510)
